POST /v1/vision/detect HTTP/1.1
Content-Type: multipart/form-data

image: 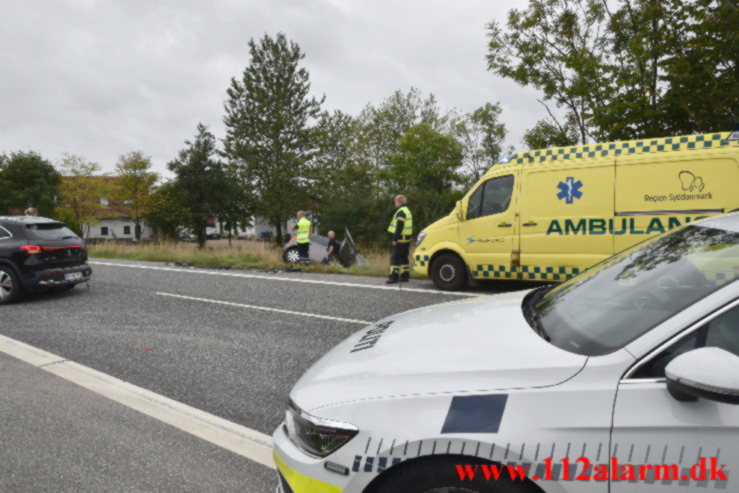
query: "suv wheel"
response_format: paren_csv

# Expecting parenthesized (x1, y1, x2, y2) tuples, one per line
(0, 266, 21, 304)
(431, 254, 467, 291)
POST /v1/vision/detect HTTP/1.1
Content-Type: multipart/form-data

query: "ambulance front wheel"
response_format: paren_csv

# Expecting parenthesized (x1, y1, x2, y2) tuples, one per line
(430, 253, 467, 291)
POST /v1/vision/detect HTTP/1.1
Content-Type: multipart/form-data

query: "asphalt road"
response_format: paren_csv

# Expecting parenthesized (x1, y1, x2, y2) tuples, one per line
(0, 258, 531, 492)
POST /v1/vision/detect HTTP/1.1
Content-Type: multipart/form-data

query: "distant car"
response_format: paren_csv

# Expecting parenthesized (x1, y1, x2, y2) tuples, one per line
(0, 216, 92, 304)
(283, 230, 366, 267)
(205, 226, 220, 240)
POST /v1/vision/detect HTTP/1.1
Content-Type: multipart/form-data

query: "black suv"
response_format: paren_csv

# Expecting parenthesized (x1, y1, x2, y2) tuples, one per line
(0, 216, 92, 304)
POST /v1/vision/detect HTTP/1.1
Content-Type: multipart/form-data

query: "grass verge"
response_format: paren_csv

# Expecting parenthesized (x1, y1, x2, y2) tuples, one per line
(87, 241, 418, 279)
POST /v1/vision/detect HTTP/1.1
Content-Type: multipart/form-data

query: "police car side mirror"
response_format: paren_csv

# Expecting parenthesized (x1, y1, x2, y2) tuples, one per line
(665, 347, 739, 405)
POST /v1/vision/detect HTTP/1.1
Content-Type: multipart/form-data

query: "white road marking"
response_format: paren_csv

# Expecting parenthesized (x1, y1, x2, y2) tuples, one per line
(90, 260, 481, 297)
(156, 292, 372, 325)
(0, 333, 276, 469)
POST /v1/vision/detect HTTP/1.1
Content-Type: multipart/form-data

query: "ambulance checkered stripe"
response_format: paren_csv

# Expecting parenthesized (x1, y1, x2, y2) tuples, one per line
(473, 264, 581, 281)
(512, 132, 731, 165)
(414, 254, 430, 267)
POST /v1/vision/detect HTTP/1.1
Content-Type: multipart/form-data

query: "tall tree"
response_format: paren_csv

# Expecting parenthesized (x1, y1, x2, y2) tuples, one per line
(169, 123, 231, 248)
(0, 151, 61, 216)
(487, 0, 738, 143)
(223, 33, 323, 243)
(56, 153, 111, 237)
(357, 88, 455, 178)
(114, 151, 158, 241)
(308, 110, 380, 240)
(383, 123, 465, 231)
(454, 102, 509, 183)
(144, 182, 190, 241)
(522, 118, 579, 150)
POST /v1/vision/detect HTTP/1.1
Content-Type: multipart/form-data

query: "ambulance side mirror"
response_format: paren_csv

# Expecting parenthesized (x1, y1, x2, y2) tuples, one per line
(665, 347, 739, 405)
(455, 200, 464, 221)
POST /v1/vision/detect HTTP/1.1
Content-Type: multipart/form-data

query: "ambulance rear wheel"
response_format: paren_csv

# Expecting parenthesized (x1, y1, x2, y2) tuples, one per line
(431, 254, 467, 291)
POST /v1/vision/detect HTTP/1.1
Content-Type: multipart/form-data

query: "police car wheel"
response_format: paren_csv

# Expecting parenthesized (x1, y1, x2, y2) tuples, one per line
(431, 254, 466, 291)
(366, 456, 537, 493)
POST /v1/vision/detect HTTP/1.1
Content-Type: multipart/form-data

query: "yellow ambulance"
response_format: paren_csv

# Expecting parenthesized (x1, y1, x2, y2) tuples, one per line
(414, 131, 739, 290)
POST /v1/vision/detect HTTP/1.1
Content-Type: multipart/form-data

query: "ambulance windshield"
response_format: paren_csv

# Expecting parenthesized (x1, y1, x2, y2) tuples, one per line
(532, 223, 739, 355)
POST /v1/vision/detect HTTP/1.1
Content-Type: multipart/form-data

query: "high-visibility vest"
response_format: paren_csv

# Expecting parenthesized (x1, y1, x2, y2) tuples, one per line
(296, 217, 311, 244)
(387, 206, 413, 239)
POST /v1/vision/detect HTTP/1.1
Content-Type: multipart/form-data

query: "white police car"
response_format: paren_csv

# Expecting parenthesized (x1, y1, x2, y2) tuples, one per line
(273, 213, 739, 493)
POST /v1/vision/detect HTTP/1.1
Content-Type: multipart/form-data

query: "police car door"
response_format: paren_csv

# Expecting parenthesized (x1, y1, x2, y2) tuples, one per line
(611, 302, 739, 492)
(457, 172, 520, 277)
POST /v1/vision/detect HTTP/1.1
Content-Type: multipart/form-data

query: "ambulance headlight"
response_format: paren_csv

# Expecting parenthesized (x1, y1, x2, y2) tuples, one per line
(284, 401, 358, 457)
(416, 232, 427, 246)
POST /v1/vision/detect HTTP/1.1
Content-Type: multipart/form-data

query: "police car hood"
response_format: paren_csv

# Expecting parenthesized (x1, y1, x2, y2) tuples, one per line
(291, 291, 587, 412)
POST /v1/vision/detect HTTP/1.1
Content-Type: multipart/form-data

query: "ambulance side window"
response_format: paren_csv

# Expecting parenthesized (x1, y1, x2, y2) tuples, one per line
(467, 175, 514, 220)
(481, 175, 514, 216)
(467, 186, 484, 220)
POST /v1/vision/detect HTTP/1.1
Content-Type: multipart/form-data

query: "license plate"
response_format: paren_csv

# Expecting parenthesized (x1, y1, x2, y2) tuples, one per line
(64, 272, 84, 281)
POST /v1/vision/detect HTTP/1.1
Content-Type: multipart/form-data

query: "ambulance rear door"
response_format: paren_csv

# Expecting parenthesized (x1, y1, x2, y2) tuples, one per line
(614, 148, 739, 252)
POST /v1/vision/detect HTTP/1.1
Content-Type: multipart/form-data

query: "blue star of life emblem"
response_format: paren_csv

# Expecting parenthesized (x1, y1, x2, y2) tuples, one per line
(557, 177, 583, 204)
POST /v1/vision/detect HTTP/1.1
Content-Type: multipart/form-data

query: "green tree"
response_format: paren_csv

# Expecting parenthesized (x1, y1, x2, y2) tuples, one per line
(487, 0, 738, 143)
(308, 110, 380, 241)
(114, 151, 158, 241)
(169, 123, 231, 248)
(144, 182, 190, 241)
(56, 153, 111, 237)
(357, 88, 455, 177)
(522, 118, 579, 150)
(223, 32, 323, 243)
(454, 102, 509, 183)
(383, 123, 465, 231)
(0, 151, 61, 216)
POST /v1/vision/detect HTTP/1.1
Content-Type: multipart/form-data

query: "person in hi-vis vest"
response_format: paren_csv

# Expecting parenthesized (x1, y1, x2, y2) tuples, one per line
(292, 211, 311, 261)
(386, 195, 413, 284)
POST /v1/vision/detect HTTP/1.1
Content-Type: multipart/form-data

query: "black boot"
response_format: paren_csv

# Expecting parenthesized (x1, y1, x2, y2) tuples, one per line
(385, 274, 399, 284)
(399, 274, 410, 283)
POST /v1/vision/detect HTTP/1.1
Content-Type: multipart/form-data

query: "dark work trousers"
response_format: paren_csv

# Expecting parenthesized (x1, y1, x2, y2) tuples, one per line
(389, 241, 411, 281)
(297, 242, 310, 261)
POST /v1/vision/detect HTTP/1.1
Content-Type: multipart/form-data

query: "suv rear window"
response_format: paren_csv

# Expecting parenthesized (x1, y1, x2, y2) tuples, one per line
(26, 223, 80, 241)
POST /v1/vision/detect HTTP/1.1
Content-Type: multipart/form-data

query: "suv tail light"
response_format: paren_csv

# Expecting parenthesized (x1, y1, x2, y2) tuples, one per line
(20, 245, 42, 254)
(20, 245, 85, 254)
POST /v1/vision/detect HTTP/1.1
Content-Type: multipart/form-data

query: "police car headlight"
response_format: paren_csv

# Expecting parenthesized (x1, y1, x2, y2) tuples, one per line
(416, 232, 426, 246)
(284, 401, 358, 458)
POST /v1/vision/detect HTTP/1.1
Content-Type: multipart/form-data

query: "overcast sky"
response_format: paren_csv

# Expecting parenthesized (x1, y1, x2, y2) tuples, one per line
(0, 0, 542, 177)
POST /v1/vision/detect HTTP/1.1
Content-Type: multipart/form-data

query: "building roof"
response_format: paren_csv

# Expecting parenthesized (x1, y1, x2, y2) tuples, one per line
(507, 131, 733, 167)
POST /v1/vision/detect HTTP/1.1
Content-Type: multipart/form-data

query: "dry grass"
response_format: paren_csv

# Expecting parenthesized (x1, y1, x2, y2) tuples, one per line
(88, 239, 419, 278)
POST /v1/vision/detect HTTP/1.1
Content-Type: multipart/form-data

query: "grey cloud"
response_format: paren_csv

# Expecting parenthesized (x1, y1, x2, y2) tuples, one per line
(0, 0, 543, 176)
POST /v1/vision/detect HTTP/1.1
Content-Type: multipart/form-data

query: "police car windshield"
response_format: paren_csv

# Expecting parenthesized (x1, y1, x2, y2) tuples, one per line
(532, 224, 739, 356)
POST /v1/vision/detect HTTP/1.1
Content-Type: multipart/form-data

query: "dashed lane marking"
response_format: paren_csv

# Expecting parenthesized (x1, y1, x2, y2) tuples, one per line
(0, 333, 276, 469)
(156, 292, 373, 325)
(89, 260, 481, 297)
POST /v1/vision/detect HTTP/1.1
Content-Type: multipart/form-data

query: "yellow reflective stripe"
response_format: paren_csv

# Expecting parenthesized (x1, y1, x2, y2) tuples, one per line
(274, 452, 343, 493)
(296, 218, 311, 243)
(387, 207, 413, 235)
